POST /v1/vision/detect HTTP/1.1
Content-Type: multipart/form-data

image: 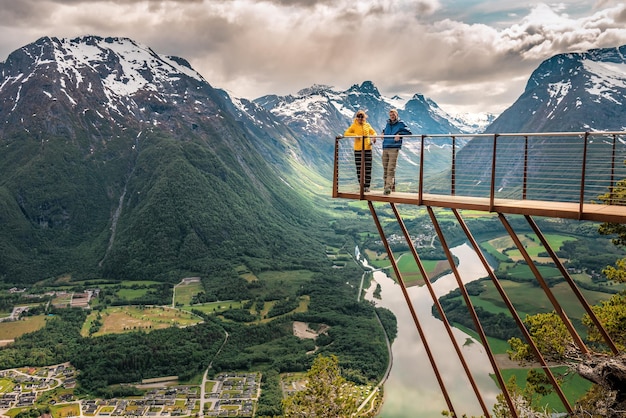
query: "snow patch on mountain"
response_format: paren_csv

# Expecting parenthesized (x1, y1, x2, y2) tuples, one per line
(48, 36, 204, 99)
(546, 81, 571, 117)
(450, 112, 497, 133)
(383, 95, 409, 110)
(583, 60, 626, 105)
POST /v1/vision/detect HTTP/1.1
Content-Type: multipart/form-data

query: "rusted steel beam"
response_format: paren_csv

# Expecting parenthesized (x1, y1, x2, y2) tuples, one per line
(498, 213, 589, 357)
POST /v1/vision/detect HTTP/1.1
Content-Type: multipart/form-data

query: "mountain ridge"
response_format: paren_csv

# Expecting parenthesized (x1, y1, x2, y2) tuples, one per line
(0, 35, 328, 284)
(486, 44, 626, 133)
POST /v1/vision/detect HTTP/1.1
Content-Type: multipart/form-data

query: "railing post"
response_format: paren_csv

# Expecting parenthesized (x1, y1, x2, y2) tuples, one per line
(418, 135, 425, 205)
(610, 134, 617, 205)
(332, 136, 340, 198)
(451, 136, 456, 196)
(579, 132, 589, 218)
(523, 135, 528, 200)
(360, 136, 365, 199)
(489, 134, 499, 210)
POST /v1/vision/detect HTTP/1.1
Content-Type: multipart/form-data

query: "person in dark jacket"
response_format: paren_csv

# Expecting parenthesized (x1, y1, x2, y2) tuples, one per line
(381, 109, 412, 194)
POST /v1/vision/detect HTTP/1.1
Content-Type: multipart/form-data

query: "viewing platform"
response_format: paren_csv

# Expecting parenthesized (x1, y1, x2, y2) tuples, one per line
(333, 131, 626, 223)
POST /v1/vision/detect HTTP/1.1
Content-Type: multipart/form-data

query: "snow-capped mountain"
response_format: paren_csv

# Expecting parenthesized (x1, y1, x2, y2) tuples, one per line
(486, 45, 626, 133)
(1, 35, 209, 138)
(456, 44, 626, 199)
(0, 35, 327, 283)
(254, 81, 492, 138)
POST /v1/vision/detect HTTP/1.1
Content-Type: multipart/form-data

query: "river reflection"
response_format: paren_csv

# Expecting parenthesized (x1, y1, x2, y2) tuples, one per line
(363, 243, 500, 418)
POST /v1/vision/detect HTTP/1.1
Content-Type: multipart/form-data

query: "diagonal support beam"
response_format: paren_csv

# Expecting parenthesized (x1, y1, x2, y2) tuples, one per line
(367, 201, 457, 416)
(524, 215, 619, 354)
(452, 209, 573, 414)
(427, 206, 491, 417)
(498, 213, 589, 355)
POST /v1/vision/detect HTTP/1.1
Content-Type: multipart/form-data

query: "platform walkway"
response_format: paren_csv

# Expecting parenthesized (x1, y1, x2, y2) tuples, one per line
(333, 131, 626, 223)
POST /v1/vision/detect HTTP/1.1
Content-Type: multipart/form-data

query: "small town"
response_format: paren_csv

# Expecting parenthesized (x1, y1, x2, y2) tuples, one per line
(0, 363, 261, 418)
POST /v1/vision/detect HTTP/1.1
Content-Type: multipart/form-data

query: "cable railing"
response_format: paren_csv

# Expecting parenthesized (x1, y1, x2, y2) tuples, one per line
(333, 131, 626, 221)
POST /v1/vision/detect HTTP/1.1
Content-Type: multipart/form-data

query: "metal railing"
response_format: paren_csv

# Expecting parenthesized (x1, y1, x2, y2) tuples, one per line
(333, 131, 626, 211)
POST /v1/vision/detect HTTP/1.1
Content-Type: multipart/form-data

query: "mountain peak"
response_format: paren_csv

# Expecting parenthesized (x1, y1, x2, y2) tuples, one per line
(492, 43, 626, 132)
(1, 35, 206, 101)
(296, 84, 333, 96)
(0, 35, 214, 139)
(356, 80, 379, 95)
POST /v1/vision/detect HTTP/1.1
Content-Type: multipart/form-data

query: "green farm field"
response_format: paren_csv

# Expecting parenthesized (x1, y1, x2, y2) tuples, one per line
(487, 233, 575, 263)
(367, 250, 450, 286)
(468, 278, 620, 330)
(174, 279, 203, 306)
(183, 301, 244, 314)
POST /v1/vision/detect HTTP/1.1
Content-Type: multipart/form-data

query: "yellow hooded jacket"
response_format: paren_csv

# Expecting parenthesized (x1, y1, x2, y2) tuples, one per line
(344, 119, 377, 151)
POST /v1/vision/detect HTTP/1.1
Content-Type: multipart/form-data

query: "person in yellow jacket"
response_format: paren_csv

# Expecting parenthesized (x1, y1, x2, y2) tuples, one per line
(338, 110, 377, 192)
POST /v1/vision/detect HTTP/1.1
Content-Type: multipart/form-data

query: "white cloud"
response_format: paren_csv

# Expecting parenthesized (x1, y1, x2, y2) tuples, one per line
(0, 0, 625, 115)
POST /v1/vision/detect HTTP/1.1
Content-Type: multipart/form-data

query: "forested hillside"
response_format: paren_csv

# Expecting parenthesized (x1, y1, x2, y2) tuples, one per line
(0, 36, 329, 285)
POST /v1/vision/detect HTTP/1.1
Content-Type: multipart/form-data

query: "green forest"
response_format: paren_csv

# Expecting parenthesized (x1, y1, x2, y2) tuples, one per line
(0, 238, 395, 416)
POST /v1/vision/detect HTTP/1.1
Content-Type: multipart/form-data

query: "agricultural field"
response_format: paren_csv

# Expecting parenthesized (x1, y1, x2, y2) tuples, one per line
(183, 301, 244, 314)
(50, 403, 80, 418)
(81, 306, 203, 337)
(173, 278, 203, 306)
(0, 315, 47, 343)
(485, 233, 576, 263)
(471, 279, 617, 328)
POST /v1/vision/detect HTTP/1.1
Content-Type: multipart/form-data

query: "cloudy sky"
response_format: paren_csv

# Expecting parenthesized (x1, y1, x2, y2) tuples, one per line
(1, 0, 626, 116)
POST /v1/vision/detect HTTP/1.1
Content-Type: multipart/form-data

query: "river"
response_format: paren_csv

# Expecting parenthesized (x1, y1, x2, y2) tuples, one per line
(362, 243, 501, 418)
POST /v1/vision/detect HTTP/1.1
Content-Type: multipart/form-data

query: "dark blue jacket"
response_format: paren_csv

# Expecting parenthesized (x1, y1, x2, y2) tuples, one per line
(382, 119, 412, 149)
